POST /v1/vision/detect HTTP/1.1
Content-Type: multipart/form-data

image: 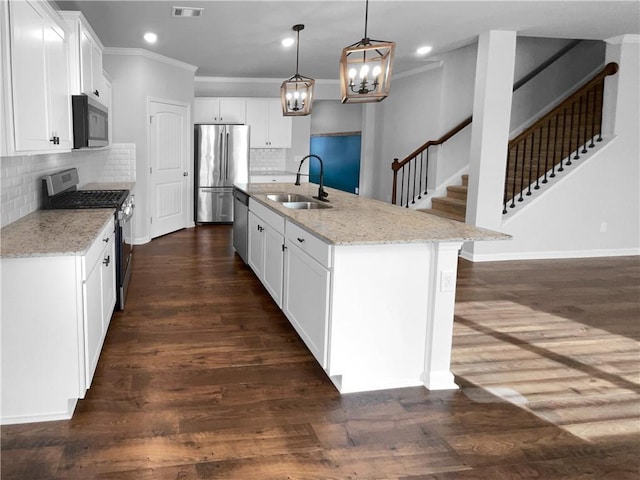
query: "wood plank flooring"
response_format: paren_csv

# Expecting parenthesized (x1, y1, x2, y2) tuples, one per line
(2, 225, 639, 479)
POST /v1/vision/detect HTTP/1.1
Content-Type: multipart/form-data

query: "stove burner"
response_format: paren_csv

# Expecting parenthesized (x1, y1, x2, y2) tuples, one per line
(47, 189, 129, 209)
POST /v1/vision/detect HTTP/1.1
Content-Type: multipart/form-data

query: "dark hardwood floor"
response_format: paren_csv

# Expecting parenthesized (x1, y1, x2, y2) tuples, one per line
(2, 225, 639, 479)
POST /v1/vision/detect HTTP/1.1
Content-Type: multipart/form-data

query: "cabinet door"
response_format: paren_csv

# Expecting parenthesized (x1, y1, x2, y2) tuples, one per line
(8, 0, 51, 151)
(266, 99, 292, 148)
(247, 212, 264, 279)
(80, 28, 102, 99)
(90, 40, 103, 98)
(194, 98, 219, 123)
(263, 224, 284, 307)
(45, 20, 72, 149)
(283, 242, 330, 367)
(219, 99, 246, 124)
(83, 257, 103, 387)
(246, 100, 269, 147)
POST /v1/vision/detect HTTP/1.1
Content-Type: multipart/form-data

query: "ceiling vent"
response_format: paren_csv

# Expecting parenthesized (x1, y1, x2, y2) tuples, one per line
(172, 6, 204, 17)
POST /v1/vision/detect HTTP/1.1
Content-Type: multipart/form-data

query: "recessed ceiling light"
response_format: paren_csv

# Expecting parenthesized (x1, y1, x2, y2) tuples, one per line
(172, 6, 204, 17)
(144, 32, 157, 44)
(282, 37, 295, 47)
(416, 45, 433, 56)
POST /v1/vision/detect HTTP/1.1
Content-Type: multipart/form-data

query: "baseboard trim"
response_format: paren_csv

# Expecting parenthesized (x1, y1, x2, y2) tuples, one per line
(460, 248, 640, 262)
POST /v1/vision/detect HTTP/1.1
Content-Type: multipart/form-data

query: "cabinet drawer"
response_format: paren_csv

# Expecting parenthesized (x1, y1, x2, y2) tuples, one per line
(249, 198, 284, 235)
(84, 216, 115, 277)
(285, 221, 332, 268)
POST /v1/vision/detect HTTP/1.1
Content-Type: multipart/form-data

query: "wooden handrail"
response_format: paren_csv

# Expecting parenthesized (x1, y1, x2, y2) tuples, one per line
(508, 62, 618, 148)
(391, 116, 472, 172)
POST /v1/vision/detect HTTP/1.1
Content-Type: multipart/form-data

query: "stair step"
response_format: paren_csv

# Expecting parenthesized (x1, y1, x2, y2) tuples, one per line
(447, 185, 468, 200)
(417, 208, 466, 222)
(461, 174, 468, 187)
(431, 196, 466, 216)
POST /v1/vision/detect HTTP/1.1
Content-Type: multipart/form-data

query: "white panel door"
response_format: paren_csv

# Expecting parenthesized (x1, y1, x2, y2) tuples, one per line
(149, 100, 190, 239)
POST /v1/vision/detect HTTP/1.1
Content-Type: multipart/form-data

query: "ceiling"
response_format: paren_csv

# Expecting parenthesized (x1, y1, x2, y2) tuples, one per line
(54, 1, 640, 79)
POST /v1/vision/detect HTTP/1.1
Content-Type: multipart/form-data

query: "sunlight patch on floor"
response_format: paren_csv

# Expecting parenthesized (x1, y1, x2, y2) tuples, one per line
(451, 300, 640, 443)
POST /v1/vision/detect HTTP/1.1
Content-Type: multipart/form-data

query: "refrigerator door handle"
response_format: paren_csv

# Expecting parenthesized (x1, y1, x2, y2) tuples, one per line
(218, 130, 224, 184)
(225, 132, 230, 180)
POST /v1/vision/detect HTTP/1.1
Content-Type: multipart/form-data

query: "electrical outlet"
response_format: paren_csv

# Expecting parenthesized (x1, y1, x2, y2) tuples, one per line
(440, 271, 456, 292)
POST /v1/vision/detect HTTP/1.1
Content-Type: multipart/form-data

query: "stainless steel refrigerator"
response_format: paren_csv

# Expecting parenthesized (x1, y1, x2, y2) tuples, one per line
(195, 124, 250, 223)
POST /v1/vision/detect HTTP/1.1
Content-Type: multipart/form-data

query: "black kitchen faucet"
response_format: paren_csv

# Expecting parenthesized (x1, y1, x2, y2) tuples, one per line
(295, 154, 329, 202)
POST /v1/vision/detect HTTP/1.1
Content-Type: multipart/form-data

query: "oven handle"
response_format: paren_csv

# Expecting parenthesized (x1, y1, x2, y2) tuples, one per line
(118, 200, 135, 223)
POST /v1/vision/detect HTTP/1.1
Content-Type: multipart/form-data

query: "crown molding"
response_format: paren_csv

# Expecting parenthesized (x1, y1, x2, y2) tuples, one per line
(103, 48, 198, 73)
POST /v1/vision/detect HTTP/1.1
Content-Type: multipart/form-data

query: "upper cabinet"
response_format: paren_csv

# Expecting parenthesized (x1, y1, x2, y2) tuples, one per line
(194, 97, 246, 124)
(60, 11, 104, 102)
(0, 0, 73, 155)
(246, 98, 292, 148)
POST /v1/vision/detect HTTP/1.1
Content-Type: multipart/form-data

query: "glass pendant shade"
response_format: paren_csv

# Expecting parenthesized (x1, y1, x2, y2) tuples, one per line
(339, 0, 395, 103)
(281, 24, 314, 116)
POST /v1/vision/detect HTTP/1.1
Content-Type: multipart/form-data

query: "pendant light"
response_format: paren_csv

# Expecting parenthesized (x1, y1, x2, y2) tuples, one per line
(281, 24, 315, 116)
(339, 0, 395, 103)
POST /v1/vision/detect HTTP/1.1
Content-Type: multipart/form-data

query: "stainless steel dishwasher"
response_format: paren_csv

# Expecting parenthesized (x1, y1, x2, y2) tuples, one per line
(232, 189, 249, 263)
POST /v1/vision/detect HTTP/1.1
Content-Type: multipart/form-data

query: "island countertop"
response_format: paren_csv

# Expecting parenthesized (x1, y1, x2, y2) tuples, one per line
(0, 209, 114, 258)
(235, 182, 510, 245)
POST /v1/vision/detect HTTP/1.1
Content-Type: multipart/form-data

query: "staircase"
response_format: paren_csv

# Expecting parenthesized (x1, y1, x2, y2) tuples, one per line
(418, 175, 468, 221)
(392, 62, 618, 219)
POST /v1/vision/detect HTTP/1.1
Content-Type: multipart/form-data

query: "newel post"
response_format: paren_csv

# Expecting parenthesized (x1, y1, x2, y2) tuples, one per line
(391, 158, 399, 205)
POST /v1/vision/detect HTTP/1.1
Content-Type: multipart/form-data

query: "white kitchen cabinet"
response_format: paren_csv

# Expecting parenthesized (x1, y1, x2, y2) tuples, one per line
(246, 98, 292, 148)
(247, 199, 285, 307)
(61, 11, 104, 101)
(0, 0, 73, 155)
(0, 216, 116, 424)
(194, 97, 246, 124)
(83, 220, 116, 385)
(283, 238, 331, 368)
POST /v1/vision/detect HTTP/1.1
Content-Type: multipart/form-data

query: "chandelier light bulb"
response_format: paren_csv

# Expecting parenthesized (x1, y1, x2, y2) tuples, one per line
(360, 64, 369, 79)
(372, 65, 382, 78)
(286, 92, 293, 100)
(349, 68, 357, 79)
(293, 91, 300, 99)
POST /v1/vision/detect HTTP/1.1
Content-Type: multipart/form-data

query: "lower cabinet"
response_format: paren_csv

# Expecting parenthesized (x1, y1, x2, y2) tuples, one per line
(83, 220, 116, 387)
(247, 201, 285, 307)
(0, 217, 116, 424)
(283, 241, 331, 368)
(247, 199, 331, 368)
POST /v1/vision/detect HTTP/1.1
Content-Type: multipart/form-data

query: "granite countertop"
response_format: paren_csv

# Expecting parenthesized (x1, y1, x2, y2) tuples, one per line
(0, 209, 114, 258)
(235, 182, 511, 246)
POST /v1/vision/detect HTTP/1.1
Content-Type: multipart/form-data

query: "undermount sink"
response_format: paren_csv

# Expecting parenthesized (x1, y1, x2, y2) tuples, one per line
(267, 193, 313, 203)
(281, 201, 333, 210)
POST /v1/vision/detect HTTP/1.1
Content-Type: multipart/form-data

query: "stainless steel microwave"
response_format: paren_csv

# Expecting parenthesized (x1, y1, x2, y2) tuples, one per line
(71, 94, 109, 148)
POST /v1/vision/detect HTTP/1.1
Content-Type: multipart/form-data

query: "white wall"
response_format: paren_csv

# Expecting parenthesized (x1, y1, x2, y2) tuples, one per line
(465, 35, 639, 260)
(310, 100, 363, 135)
(103, 51, 195, 243)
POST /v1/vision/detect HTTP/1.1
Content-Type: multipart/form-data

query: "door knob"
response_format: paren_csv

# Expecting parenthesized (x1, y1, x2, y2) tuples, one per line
(183, 172, 188, 176)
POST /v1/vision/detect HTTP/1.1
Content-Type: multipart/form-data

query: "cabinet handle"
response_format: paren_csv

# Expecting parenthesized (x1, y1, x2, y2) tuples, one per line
(257, 225, 263, 232)
(103, 255, 110, 266)
(282, 244, 287, 252)
(94, 90, 100, 97)
(103, 236, 109, 243)
(297, 237, 305, 243)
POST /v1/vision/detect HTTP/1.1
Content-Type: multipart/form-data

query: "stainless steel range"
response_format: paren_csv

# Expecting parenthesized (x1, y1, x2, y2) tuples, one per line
(42, 168, 135, 310)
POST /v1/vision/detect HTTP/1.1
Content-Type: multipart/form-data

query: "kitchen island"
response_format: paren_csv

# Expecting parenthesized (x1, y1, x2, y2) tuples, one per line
(235, 182, 509, 393)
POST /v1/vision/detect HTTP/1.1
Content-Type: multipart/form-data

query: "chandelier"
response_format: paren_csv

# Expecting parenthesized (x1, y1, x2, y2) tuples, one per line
(339, 0, 395, 103)
(281, 24, 315, 116)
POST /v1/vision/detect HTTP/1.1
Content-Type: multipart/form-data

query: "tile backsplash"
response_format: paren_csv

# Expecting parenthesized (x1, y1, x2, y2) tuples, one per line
(250, 148, 286, 172)
(1, 143, 136, 228)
